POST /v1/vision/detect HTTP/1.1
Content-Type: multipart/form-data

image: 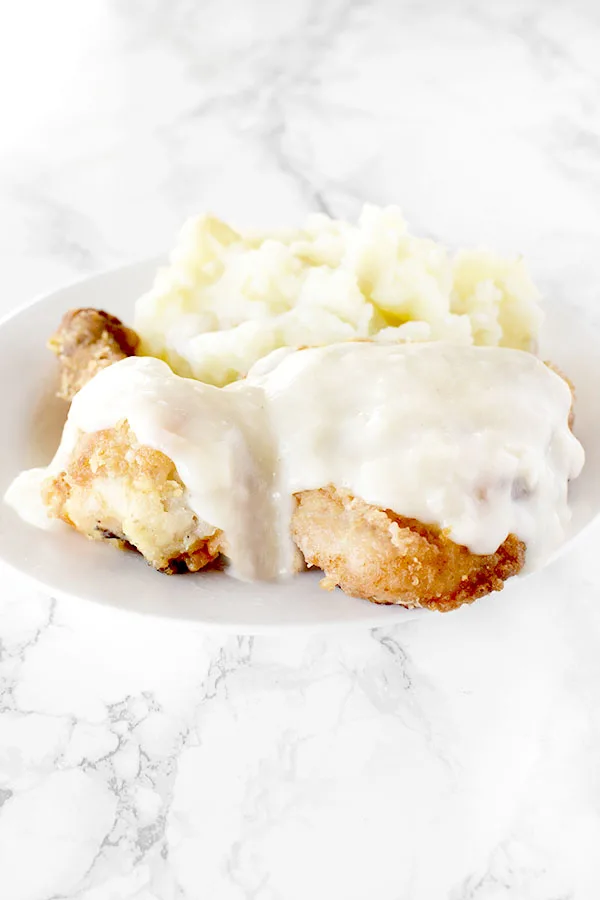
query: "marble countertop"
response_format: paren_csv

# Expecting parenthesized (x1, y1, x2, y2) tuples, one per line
(1, 1, 600, 897)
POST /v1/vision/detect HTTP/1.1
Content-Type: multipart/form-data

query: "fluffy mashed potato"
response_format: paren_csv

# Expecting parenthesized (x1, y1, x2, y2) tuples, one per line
(135, 205, 543, 386)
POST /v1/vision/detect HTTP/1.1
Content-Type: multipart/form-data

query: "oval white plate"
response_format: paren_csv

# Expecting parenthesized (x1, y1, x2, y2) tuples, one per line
(0, 261, 598, 632)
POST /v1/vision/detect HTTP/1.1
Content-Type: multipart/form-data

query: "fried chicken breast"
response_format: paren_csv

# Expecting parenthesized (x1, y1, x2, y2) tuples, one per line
(42, 416, 524, 607)
(35, 312, 578, 611)
(291, 486, 526, 611)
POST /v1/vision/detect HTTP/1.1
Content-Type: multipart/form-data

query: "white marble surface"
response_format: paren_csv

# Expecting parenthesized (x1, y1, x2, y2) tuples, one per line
(1, 0, 600, 897)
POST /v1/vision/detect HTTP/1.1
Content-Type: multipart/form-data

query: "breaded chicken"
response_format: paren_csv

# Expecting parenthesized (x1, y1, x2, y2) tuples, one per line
(40, 310, 571, 609)
(291, 486, 526, 611)
(49, 308, 139, 401)
(43, 421, 223, 573)
(43, 417, 523, 605)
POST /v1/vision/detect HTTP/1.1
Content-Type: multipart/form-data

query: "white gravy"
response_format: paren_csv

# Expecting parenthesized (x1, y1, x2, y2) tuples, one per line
(6, 343, 584, 578)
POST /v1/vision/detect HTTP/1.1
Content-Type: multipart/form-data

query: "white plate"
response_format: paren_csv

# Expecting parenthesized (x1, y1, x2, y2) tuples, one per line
(0, 261, 599, 632)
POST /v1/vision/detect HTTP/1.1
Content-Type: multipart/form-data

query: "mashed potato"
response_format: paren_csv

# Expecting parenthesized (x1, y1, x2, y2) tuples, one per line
(135, 205, 543, 386)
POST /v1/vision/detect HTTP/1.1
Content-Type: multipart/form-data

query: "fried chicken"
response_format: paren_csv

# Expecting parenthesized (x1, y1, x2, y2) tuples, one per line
(43, 416, 524, 605)
(48, 308, 139, 401)
(291, 486, 526, 611)
(38, 312, 574, 610)
(43, 421, 223, 573)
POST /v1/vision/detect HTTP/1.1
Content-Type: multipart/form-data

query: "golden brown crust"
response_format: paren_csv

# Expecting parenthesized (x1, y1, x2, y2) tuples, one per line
(42, 422, 222, 573)
(42, 428, 524, 604)
(291, 486, 525, 611)
(48, 308, 140, 401)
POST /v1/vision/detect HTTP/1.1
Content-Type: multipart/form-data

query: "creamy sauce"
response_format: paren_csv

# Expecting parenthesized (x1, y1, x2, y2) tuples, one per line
(7, 358, 291, 581)
(6, 343, 584, 578)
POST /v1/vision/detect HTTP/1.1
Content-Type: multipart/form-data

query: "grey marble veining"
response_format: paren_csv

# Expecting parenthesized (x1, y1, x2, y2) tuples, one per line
(1, 1, 600, 897)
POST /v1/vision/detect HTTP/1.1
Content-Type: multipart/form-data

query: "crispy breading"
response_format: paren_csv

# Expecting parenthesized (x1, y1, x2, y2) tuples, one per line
(48, 308, 140, 401)
(41, 426, 524, 603)
(42, 422, 223, 573)
(291, 486, 526, 611)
